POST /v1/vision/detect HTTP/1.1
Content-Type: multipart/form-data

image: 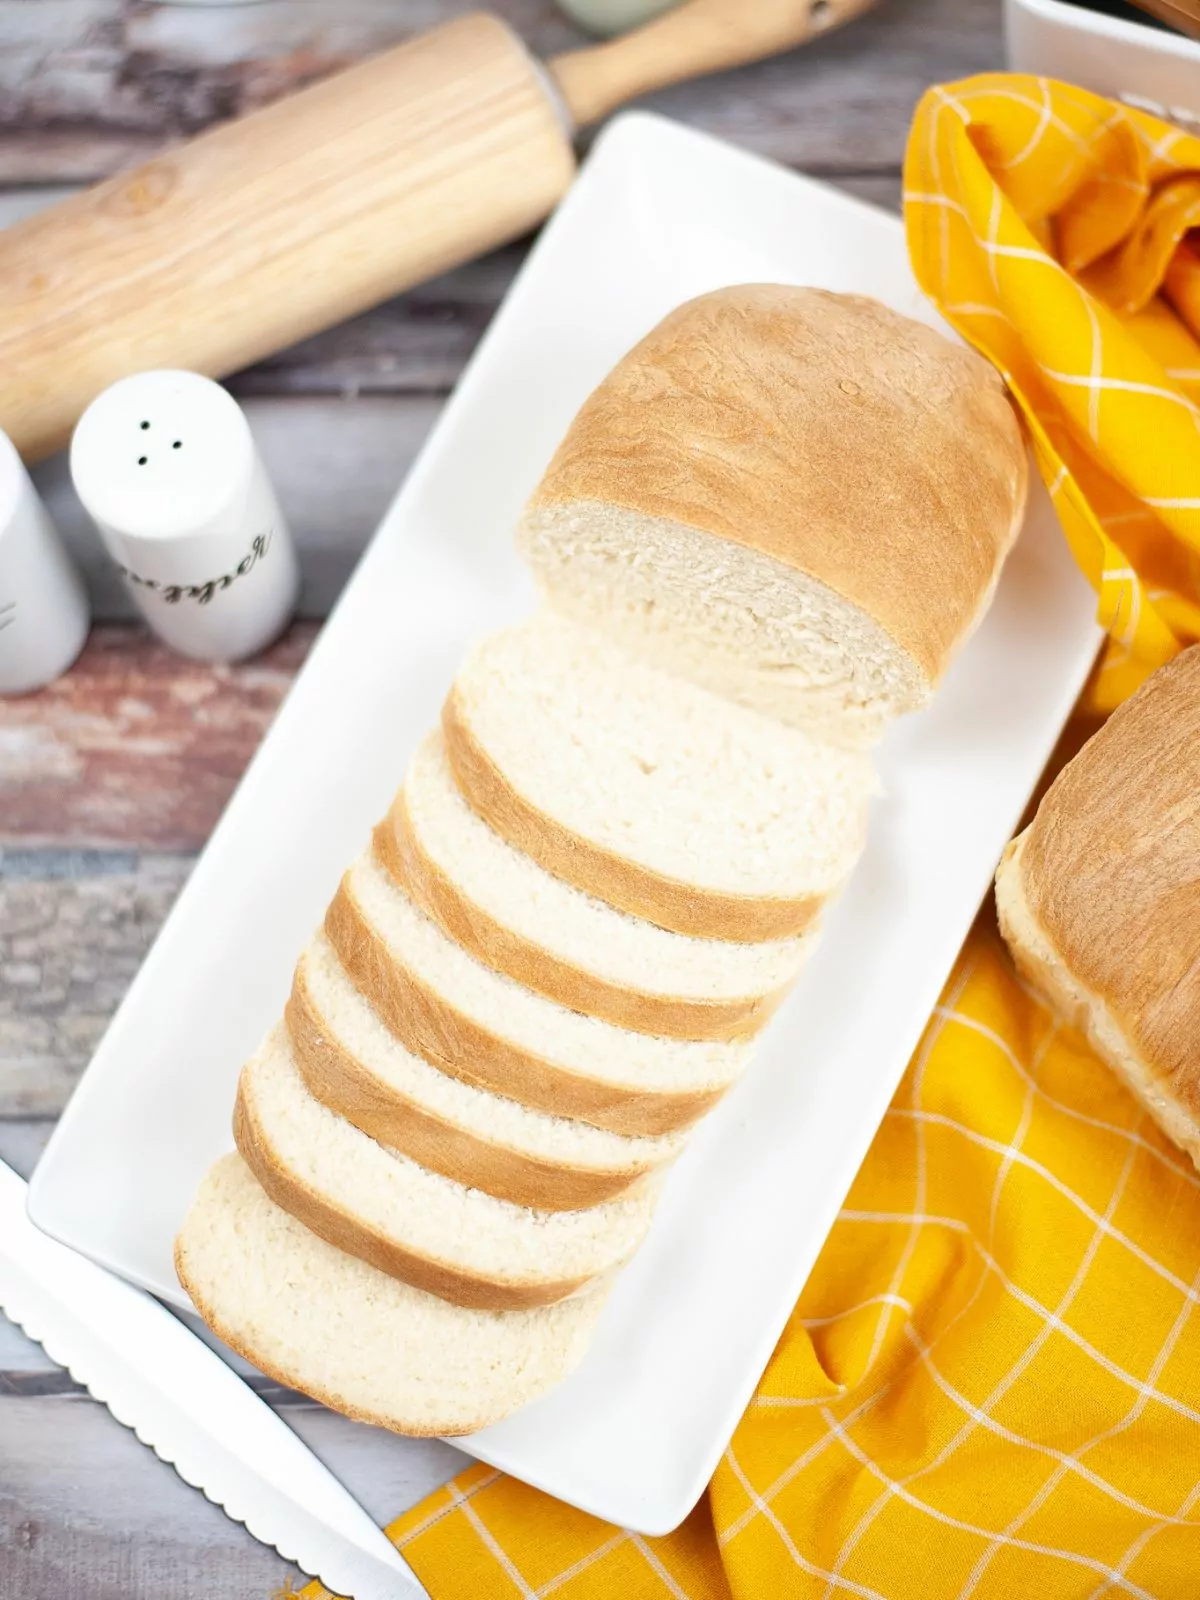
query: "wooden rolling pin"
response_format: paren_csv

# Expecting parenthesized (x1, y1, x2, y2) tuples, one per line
(1, 0, 876, 461)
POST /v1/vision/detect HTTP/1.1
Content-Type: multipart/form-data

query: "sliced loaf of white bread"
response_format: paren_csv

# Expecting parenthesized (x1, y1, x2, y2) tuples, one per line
(516, 286, 1028, 745)
(176, 1154, 606, 1435)
(182, 290, 1009, 1437)
(235, 1027, 658, 1310)
(379, 731, 814, 1040)
(443, 611, 874, 942)
(288, 932, 686, 1211)
(326, 850, 752, 1135)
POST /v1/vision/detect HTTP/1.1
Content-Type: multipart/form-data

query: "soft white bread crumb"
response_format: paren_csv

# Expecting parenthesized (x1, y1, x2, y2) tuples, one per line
(520, 505, 915, 746)
(236, 1025, 658, 1308)
(290, 932, 685, 1209)
(384, 731, 813, 1036)
(443, 611, 874, 940)
(327, 852, 752, 1134)
(175, 1154, 605, 1436)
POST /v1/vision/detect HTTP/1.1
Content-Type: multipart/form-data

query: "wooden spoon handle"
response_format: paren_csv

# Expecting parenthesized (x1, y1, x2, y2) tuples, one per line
(549, 0, 878, 129)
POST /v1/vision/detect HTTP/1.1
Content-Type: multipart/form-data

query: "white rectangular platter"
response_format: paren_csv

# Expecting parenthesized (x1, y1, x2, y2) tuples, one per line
(29, 112, 1101, 1536)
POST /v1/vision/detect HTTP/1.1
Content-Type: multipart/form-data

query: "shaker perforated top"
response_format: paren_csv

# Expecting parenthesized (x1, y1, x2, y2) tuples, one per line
(70, 371, 257, 543)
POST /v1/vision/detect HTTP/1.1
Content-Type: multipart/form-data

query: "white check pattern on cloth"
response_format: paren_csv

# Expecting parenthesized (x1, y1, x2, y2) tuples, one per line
(703, 933, 1200, 1600)
(904, 73, 1200, 713)
(294, 930, 1200, 1600)
(721, 1004, 1170, 1598)
(294, 966, 1200, 1600)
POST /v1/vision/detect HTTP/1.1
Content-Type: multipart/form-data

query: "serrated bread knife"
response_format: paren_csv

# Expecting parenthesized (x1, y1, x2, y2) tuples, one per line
(0, 1157, 426, 1600)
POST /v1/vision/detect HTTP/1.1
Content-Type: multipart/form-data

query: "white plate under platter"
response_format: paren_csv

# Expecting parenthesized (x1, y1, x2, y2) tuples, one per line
(29, 112, 1101, 1535)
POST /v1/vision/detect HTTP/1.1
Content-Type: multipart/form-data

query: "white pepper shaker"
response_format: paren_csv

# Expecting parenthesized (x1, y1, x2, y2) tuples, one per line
(70, 371, 299, 662)
(0, 428, 90, 695)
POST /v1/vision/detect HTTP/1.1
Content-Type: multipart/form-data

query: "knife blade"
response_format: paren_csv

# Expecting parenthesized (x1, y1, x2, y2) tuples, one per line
(0, 1158, 426, 1600)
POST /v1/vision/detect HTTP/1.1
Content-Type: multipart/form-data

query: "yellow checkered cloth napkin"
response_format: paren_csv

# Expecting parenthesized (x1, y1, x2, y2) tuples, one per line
(287, 923, 1200, 1600)
(905, 73, 1200, 709)
(281, 75, 1200, 1600)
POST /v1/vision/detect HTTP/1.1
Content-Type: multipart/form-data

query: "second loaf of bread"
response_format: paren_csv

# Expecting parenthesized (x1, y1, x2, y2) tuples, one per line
(996, 646, 1200, 1167)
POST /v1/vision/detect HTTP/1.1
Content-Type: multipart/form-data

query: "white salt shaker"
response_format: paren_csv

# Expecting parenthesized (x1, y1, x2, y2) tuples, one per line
(0, 427, 90, 695)
(70, 371, 299, 662)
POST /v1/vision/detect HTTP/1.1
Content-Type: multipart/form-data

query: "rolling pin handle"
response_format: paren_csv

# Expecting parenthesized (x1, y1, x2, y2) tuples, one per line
(549, 0, 877, 130)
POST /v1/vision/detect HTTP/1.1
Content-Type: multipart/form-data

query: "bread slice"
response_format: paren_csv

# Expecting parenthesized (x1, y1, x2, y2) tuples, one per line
(442, 611, 874, 942)
(176, 1154, 605, 1436)
(326, 851, 751, 1135)
(517, 286, 1027, 745)
(379, 731, 813, 1040)
(235, 1026, 657, 1310)
(287, 932, 686, 1211)
(995, 646, 1200, 1170)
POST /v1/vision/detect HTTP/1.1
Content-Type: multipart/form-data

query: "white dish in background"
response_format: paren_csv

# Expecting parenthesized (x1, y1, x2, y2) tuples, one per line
(1006, 0, 1200, 125)
(29, 112, 1101, 1535)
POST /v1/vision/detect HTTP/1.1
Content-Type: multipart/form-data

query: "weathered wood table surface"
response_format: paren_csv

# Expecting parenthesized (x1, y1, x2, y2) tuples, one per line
(0, 1, 1002, 1593)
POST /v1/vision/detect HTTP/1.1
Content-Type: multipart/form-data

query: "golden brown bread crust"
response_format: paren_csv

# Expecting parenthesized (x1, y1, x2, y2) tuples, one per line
(376, 804, 785, 1040)
(529, 285, 1028, 683)
(232, 1067, 602, 1311)
(441, 690, 826, 943)
(324, 866, 726, 1136)
(284, 956, 663, 1211)
(998, 832, 1199, 1147)
(1004, 646, 1200, 1130)
(997, 832, 1200, 1168)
